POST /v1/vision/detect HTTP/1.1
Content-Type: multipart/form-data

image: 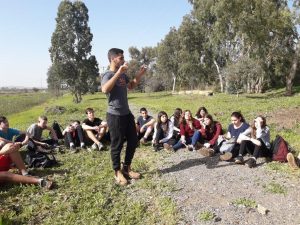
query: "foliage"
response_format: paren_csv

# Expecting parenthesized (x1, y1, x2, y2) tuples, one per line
(49, 0, 99, 103)
(198, 211, 215, 221)
(263, 182, 287, 195)
(232, 198, 257, 208)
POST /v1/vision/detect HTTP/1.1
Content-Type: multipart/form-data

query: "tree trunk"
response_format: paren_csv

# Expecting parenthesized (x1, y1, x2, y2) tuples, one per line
(286, 43, 299, 96)
(214, 60, 224, 92)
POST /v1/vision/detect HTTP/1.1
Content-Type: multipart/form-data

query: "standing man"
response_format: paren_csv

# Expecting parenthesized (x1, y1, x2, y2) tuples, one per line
(101, 48, 147, 186)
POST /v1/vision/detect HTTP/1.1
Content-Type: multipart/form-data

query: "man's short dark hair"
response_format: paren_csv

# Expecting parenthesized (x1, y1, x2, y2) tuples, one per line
(85, 108, 94, 114)
(0, 116, 7, 124)
(39, 115, 48, 121)
(108, 48, 124, 62)
(140, 107, 147, 113)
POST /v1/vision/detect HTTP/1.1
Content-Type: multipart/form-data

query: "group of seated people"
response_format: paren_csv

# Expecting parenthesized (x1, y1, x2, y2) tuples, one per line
(1, 106, 299, 189)
(136, 106, 300, 170)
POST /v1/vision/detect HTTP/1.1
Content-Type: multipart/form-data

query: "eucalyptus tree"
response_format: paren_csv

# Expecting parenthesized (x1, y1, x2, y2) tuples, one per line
(49, 0, 98, 103)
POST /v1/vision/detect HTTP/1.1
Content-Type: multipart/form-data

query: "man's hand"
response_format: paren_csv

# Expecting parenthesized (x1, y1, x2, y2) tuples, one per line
(118, 62, 128, 74)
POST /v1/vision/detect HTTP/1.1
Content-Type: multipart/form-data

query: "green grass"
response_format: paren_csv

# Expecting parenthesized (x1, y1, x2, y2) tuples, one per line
(263, 182, 287, 195)
(1, 87, 300, 224)
(232, 198, 257, 208)
(0, 92, 51, 116)
(198, 210, 215, 221)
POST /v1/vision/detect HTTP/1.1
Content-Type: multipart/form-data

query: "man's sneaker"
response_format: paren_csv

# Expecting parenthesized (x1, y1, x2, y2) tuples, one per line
(91, 143, 98, 150)
(140, 137, 147, 145)
(70, 146, 77, 153)
(122, 165, 141, 179)
(234, 156, 244, 164)
(80, 142, 86, 149)
(39, 179, 54, 190)
(114, 170, 128, 186)
(245, 157, 257, 168)
(199, 147, 214, 157)
(153, 144, 159, 152)
(220, 152, 233, 161)
(97, 142, 104, 151)
(287, 153, 299, 169)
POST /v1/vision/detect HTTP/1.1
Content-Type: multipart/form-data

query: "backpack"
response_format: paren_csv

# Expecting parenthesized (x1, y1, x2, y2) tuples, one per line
(25, 151, 58, 168)
(51, 120, 64, 139)
(272, 135, 289, 162)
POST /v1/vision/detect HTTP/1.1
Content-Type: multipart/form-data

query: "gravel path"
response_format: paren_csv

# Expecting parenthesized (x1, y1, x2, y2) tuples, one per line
(129, 104, 300, 225)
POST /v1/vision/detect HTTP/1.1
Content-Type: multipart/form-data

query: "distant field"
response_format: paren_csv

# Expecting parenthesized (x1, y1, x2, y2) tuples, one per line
(0, 92, 51, 116)
(1, 88, 300, 224)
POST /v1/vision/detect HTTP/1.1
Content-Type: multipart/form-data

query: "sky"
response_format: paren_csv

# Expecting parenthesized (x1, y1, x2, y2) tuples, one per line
(0, 0, 192, 88)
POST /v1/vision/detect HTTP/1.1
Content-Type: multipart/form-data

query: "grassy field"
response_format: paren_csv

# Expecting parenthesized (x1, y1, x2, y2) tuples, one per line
(0, 88, 300, 224)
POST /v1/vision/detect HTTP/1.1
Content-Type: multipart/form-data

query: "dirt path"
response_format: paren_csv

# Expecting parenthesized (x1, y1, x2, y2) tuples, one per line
(129, 104, 300, 225)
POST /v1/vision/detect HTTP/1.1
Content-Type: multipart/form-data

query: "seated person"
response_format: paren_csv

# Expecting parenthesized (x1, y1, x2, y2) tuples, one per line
(169, 108, 183, 141)
(195, 106, 208, 126)
(218, 112, 250, 161)
(152, 111, 176, 152)
(136, 107, 155, 144)
(26, 116, 59, 152)
(199, 114, 223, 157)
(234, 116, 272, 168)
(62, 120, 85, 153)
(0, 116, 28, 148)
(173, 110, 201, 152)
(82, 108, 108, 151)
(0, 143, 52, 189)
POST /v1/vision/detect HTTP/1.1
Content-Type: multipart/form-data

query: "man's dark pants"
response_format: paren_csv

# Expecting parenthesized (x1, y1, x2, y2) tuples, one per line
(107, 112, 138, 171)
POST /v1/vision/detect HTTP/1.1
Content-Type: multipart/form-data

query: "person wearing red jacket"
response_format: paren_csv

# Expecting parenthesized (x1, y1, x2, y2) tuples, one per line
(199, 114, 223, 157)
(172, 110, 202, 151)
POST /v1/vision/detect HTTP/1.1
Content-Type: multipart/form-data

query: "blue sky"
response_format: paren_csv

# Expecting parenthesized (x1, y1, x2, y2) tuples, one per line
(0, 0, 192, 88)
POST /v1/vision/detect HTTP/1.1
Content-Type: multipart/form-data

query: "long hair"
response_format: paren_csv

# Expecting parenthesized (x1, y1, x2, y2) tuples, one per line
(231, 111, 245, 123)
(195, 106, 208, 118)
(156, 111, 169, 131)
(251, 115, 267, 138)
(204, 114, 216, 133)
(182, 110, 193, 126)
(172, 108, 182, 127)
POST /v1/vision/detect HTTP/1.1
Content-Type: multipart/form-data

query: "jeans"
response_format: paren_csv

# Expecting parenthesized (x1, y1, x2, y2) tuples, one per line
(173, 130, 201, 151)
(64, 126, 84, 147)
(107, 113, 138, 171)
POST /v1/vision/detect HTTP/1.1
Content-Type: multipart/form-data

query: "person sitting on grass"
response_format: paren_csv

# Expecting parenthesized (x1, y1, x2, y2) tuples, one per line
(0, 142, 53, 189)
(195, 106, 208, 126)
(62, 120, 85, 153)
(0, 116, 29, 150)
(172, 110, 201, 152)
(82, 108, 108, 151)
(234, 116, 272, 168)
(136, 107, 155, 144)
(169, 108, 183, 142)
(218, 112, 250, 161)
(198, 114, 223, 157)
(26, 115, 59, 152)
(152, 111, 176, 152)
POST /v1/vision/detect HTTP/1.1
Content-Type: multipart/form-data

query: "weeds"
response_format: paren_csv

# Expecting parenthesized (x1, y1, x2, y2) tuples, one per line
(232, 198, 257, 208)
(263, 182, 287, 195)
(198, 210, 215, 221)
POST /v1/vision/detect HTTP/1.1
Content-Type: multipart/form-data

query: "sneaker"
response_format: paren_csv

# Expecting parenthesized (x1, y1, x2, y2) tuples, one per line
(70, 146, 77, 153)
(220, 152, 233, 161)
(114, 170, 128, 186)
(234, 156, 244, 164)
(39, 179, 53, 190)
(187, 145, 194, 151)
(97, 142, 104, 151)
(287, 153, 299, 169)
(153, 144, 159, 152)
(245, 157, 257, 168)
(199, 147, 214, 157)
(80, 142, 86, 149)
(140, 137, 147, 145)
(91, 143, 98, 150)
(122, 165, 141, 179)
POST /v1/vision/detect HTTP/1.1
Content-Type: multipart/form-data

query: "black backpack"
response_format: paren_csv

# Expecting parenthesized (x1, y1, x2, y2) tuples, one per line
(25, 151, 57, 168)
(51, 120, 64, 139)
